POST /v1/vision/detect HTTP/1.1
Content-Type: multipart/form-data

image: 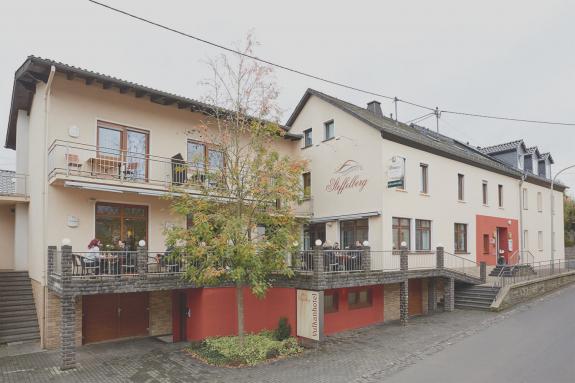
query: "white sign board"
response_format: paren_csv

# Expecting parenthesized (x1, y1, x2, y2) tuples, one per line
(388, 156, 405, 188)
(296, 289, 321, 340)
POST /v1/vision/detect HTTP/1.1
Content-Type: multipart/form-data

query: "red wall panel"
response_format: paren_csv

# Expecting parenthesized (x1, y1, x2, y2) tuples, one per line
(475, 215, 519, 266)
(323, 286, 384, 335)
(180, 287, 296, 341)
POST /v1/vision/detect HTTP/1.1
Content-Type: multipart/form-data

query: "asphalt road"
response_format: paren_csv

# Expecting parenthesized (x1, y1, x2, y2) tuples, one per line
(385, 284, 575, 383)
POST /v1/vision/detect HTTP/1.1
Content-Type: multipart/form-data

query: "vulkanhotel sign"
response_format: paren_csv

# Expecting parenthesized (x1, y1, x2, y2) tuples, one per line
(325, 160, 368, 194)
(296, 289, 322, 340)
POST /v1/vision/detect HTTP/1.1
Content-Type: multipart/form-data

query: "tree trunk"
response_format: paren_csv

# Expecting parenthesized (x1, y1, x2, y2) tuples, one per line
(236, 284, 245, 341)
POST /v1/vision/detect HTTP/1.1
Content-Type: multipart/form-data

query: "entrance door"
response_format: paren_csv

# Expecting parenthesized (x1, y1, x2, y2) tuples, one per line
(496, 228, 508, 264)
(83, 292, 149, 344)
(408, 279, 423, 316)
(179, 292, 188, 341)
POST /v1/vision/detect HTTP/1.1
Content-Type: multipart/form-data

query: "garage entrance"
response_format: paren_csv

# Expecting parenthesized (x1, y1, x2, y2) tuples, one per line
(82, 292, 149, 344)
(408, 279, 423, 316)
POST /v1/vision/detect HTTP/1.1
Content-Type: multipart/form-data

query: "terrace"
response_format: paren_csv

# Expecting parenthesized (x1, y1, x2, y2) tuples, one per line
(47, 244, 485, 296)
(0, 170, 28, 203)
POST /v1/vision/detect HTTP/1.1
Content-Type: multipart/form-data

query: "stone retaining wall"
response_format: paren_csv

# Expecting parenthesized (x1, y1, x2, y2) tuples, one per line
(491, 271, 575, 311)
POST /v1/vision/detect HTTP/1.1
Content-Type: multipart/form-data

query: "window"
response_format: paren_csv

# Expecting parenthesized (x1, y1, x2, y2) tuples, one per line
(482, 234, 490, 254)
(324, 120, 335, 140)
(97, 122, 149, 180)
(523, 230, 529, 250)
(420, 164, 428, 194)
(302, 172, 311, 198)
(538, 160, 546, 177)
(523, 188, 528, 210)
(340, 219, 369, 249)
(95, 202, 148, 250)
(498, 184, 504, 207)
(537, 192, 543, 212)
(303, 223, 325, 250)
(482, 181, 488, 205)
(348, 289, 372, 309)
(454, 223, 467, 253)
(457, 174, 465, 201)
(324, 291, 338, 313)
(392, 217, 411, 250)
(538, 231, 543, 250)
(524, 154, 533, 173)
(303, 129, 312, 147)
(415, 219, 431, 251)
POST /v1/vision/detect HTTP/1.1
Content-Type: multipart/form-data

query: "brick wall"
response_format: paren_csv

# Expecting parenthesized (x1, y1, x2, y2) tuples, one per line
(383, 283, 400, 322)
(30, 279, 45, 347)
(44, 292, 82, 349)
(149, 290, 172, 336)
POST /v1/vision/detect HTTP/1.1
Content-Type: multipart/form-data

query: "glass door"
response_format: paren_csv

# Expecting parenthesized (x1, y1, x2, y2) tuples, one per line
(125, 130, 148, 181)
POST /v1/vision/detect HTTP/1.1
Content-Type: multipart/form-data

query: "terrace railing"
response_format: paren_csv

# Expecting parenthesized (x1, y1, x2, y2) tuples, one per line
(492, 259, 574, 289)
(47, 140, 221, 190)
(407, 251, 437, 270)
(444, 251, 481, 279)
(0, 170, 27, 197)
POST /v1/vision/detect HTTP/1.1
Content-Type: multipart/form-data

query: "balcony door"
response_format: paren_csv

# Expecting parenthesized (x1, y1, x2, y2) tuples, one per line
(97, 121, 149, 181)
(95, 202, 148, 251)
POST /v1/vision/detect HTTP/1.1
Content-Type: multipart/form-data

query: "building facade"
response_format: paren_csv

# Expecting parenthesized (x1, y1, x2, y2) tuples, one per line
(0, 57, 566, 368)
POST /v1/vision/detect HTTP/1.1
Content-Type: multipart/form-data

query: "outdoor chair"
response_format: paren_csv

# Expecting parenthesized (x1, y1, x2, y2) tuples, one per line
(65, 153, 83, 174)
(122, 162, 139, 180)
(75, 253, 99, 275)
(121, 252, 136, 274)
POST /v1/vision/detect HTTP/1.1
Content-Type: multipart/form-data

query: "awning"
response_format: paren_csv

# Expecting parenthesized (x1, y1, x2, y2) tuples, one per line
(310, 211, 381, 223)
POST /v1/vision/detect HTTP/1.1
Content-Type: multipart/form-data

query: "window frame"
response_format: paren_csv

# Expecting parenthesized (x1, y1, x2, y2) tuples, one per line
(324, 291, 339, 314)
(537, 231, 543, 251)
(392, 217, 411, 250)
(482, 234, 490, 254)
(482, 180, 488, 205)
(498, 184, 504, 207)
(415, 219, 431, 251)
(348, 288, 372, 310)
(523, 229, 529, 250)
(303, 128, 313, 148)
(454, 223, 468, 253)
(302, 172, 311, 199)
(537, 192, 543, 212)
(324, 120, 335, 141)
(420, 163, 429, 194)
(523, 188, 528, 210)
(457, 173, 465, 201)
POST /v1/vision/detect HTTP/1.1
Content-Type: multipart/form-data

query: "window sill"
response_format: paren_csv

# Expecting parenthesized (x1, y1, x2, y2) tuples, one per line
(301, 145, 313, 150)
(498, 206, 504, 210)
(457, 200, 466, 204)
(419, 192, 430, 197)
(483, 204, 489, 207)
(302, 196, 312, 201)
(454, 251, 470, 255)
(395, 188, 407, 193)
(322, 137, 335, 143)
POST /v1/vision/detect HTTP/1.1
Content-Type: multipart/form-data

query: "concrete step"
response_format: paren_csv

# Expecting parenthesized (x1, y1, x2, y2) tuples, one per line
(455, 291, 498, 298)
(455, 297, 494, 306)
(0, 288, 33, 296)
(0, 309, 38, 319)
(455, 302, 491, 310)
(0, 326, 40, 337)
(0, 294, 34, 302)
(0, 302, 36, 312)
(0, 320, 39, 331)
(0, 332, 40, 344)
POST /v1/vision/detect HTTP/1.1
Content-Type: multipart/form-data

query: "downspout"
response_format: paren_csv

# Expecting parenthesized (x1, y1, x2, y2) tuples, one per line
(518, 173, 526, 262)
(42, 65, 56, 348)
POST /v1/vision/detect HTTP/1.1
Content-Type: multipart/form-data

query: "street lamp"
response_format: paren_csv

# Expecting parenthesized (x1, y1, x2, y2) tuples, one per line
(550, 165, 575, 265)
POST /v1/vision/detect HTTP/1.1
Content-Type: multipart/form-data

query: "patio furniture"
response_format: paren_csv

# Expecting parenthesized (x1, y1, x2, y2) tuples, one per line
(74, 253, 99, 275)
(122, 162, 139, 180)
(120, 252, 136, 274)
(88, 156, 122, 178)
(65, 153, 83, 174)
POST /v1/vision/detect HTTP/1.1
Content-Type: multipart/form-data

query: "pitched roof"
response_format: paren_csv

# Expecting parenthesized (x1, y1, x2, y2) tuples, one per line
(526, 146, 541, 157)
(287, 88, 524, 179)
(4, 56, 300, 149)
(477, 140, 526, 154)
(540, 152, 554, 164)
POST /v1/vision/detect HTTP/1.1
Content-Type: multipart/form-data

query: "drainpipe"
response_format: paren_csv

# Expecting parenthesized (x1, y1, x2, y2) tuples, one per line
(42, 65, 56, 348)
(518, 173, 526, 262)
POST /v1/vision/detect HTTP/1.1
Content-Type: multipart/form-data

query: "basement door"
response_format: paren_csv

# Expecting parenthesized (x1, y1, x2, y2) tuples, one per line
(82, 292, 149, 344)
(408, 279, 423, 316)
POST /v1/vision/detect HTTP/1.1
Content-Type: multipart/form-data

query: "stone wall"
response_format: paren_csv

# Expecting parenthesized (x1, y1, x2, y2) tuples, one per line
(149, 290, 173, 336)
(383, 283, 400, 322)
(422, 279, 429, 315)
(565, 246, 575, 261)
(492, 271, 575, 311)
(44, 292, 82, 349)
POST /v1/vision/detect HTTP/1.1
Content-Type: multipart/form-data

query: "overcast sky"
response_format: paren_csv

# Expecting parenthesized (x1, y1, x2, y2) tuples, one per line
(1, 0, 574, 192)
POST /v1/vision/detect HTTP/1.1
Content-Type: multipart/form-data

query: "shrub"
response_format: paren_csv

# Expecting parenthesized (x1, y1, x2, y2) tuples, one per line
(275, 317, 291, 341)
(187, 331, 302, 367)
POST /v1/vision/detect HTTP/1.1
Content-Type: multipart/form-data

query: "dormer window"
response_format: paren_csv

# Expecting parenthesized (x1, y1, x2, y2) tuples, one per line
(538, 160, 546, 178)
(524, 154, 533, 173)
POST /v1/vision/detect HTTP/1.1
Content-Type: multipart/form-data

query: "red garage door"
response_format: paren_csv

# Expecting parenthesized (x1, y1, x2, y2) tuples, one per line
(83, 292, 149, 344)
(408, 279, 423, 316)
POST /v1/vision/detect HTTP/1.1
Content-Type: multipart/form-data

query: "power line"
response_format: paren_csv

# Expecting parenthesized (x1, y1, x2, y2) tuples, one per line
(88, 0, 575, 128)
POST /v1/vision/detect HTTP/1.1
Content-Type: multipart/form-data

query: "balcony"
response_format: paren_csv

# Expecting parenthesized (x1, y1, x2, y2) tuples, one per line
(0, 170, 28, 203)
(47, 140, 217, 195)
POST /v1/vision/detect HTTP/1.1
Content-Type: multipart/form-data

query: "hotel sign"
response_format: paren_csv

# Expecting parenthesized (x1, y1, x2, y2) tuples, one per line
(325, 160, 368, 194)
(296, 289, 323, 340)
(388, 156, 405, 188)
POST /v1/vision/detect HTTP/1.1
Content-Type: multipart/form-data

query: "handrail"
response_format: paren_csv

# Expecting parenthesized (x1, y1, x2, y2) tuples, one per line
(443, 251, 479, 265)
(491, 249, 519, 288)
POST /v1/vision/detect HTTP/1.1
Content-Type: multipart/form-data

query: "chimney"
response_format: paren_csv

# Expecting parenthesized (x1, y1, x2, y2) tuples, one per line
(366, 100, 383, 117)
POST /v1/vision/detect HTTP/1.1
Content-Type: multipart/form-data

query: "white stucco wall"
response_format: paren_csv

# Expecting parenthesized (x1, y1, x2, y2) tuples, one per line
(0, 205, 15, 270)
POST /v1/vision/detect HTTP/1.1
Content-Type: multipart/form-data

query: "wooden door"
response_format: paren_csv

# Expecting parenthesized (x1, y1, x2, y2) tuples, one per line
(118, 293, 149, 338)
(83, 292, 149, 344)
(83, 294, 119, 344)
(408, 279, 423, 316)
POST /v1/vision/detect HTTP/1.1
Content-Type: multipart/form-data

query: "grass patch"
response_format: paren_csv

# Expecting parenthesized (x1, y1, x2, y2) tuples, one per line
(186, 330, 303, 367)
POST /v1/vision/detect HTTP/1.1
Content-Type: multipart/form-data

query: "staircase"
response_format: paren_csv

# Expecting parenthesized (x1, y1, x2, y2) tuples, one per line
(0, 271, 40, 344)
(489, 264, 536, 277)
(454, 284, 500, 310)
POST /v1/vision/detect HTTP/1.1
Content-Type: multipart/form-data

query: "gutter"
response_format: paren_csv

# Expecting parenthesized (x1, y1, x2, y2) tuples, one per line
(518, 172, 527, 261)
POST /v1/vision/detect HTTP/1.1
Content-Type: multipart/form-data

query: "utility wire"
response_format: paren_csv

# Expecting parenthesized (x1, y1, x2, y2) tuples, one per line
(406, 112, 434, 124)
(88, 0, 575, 127)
